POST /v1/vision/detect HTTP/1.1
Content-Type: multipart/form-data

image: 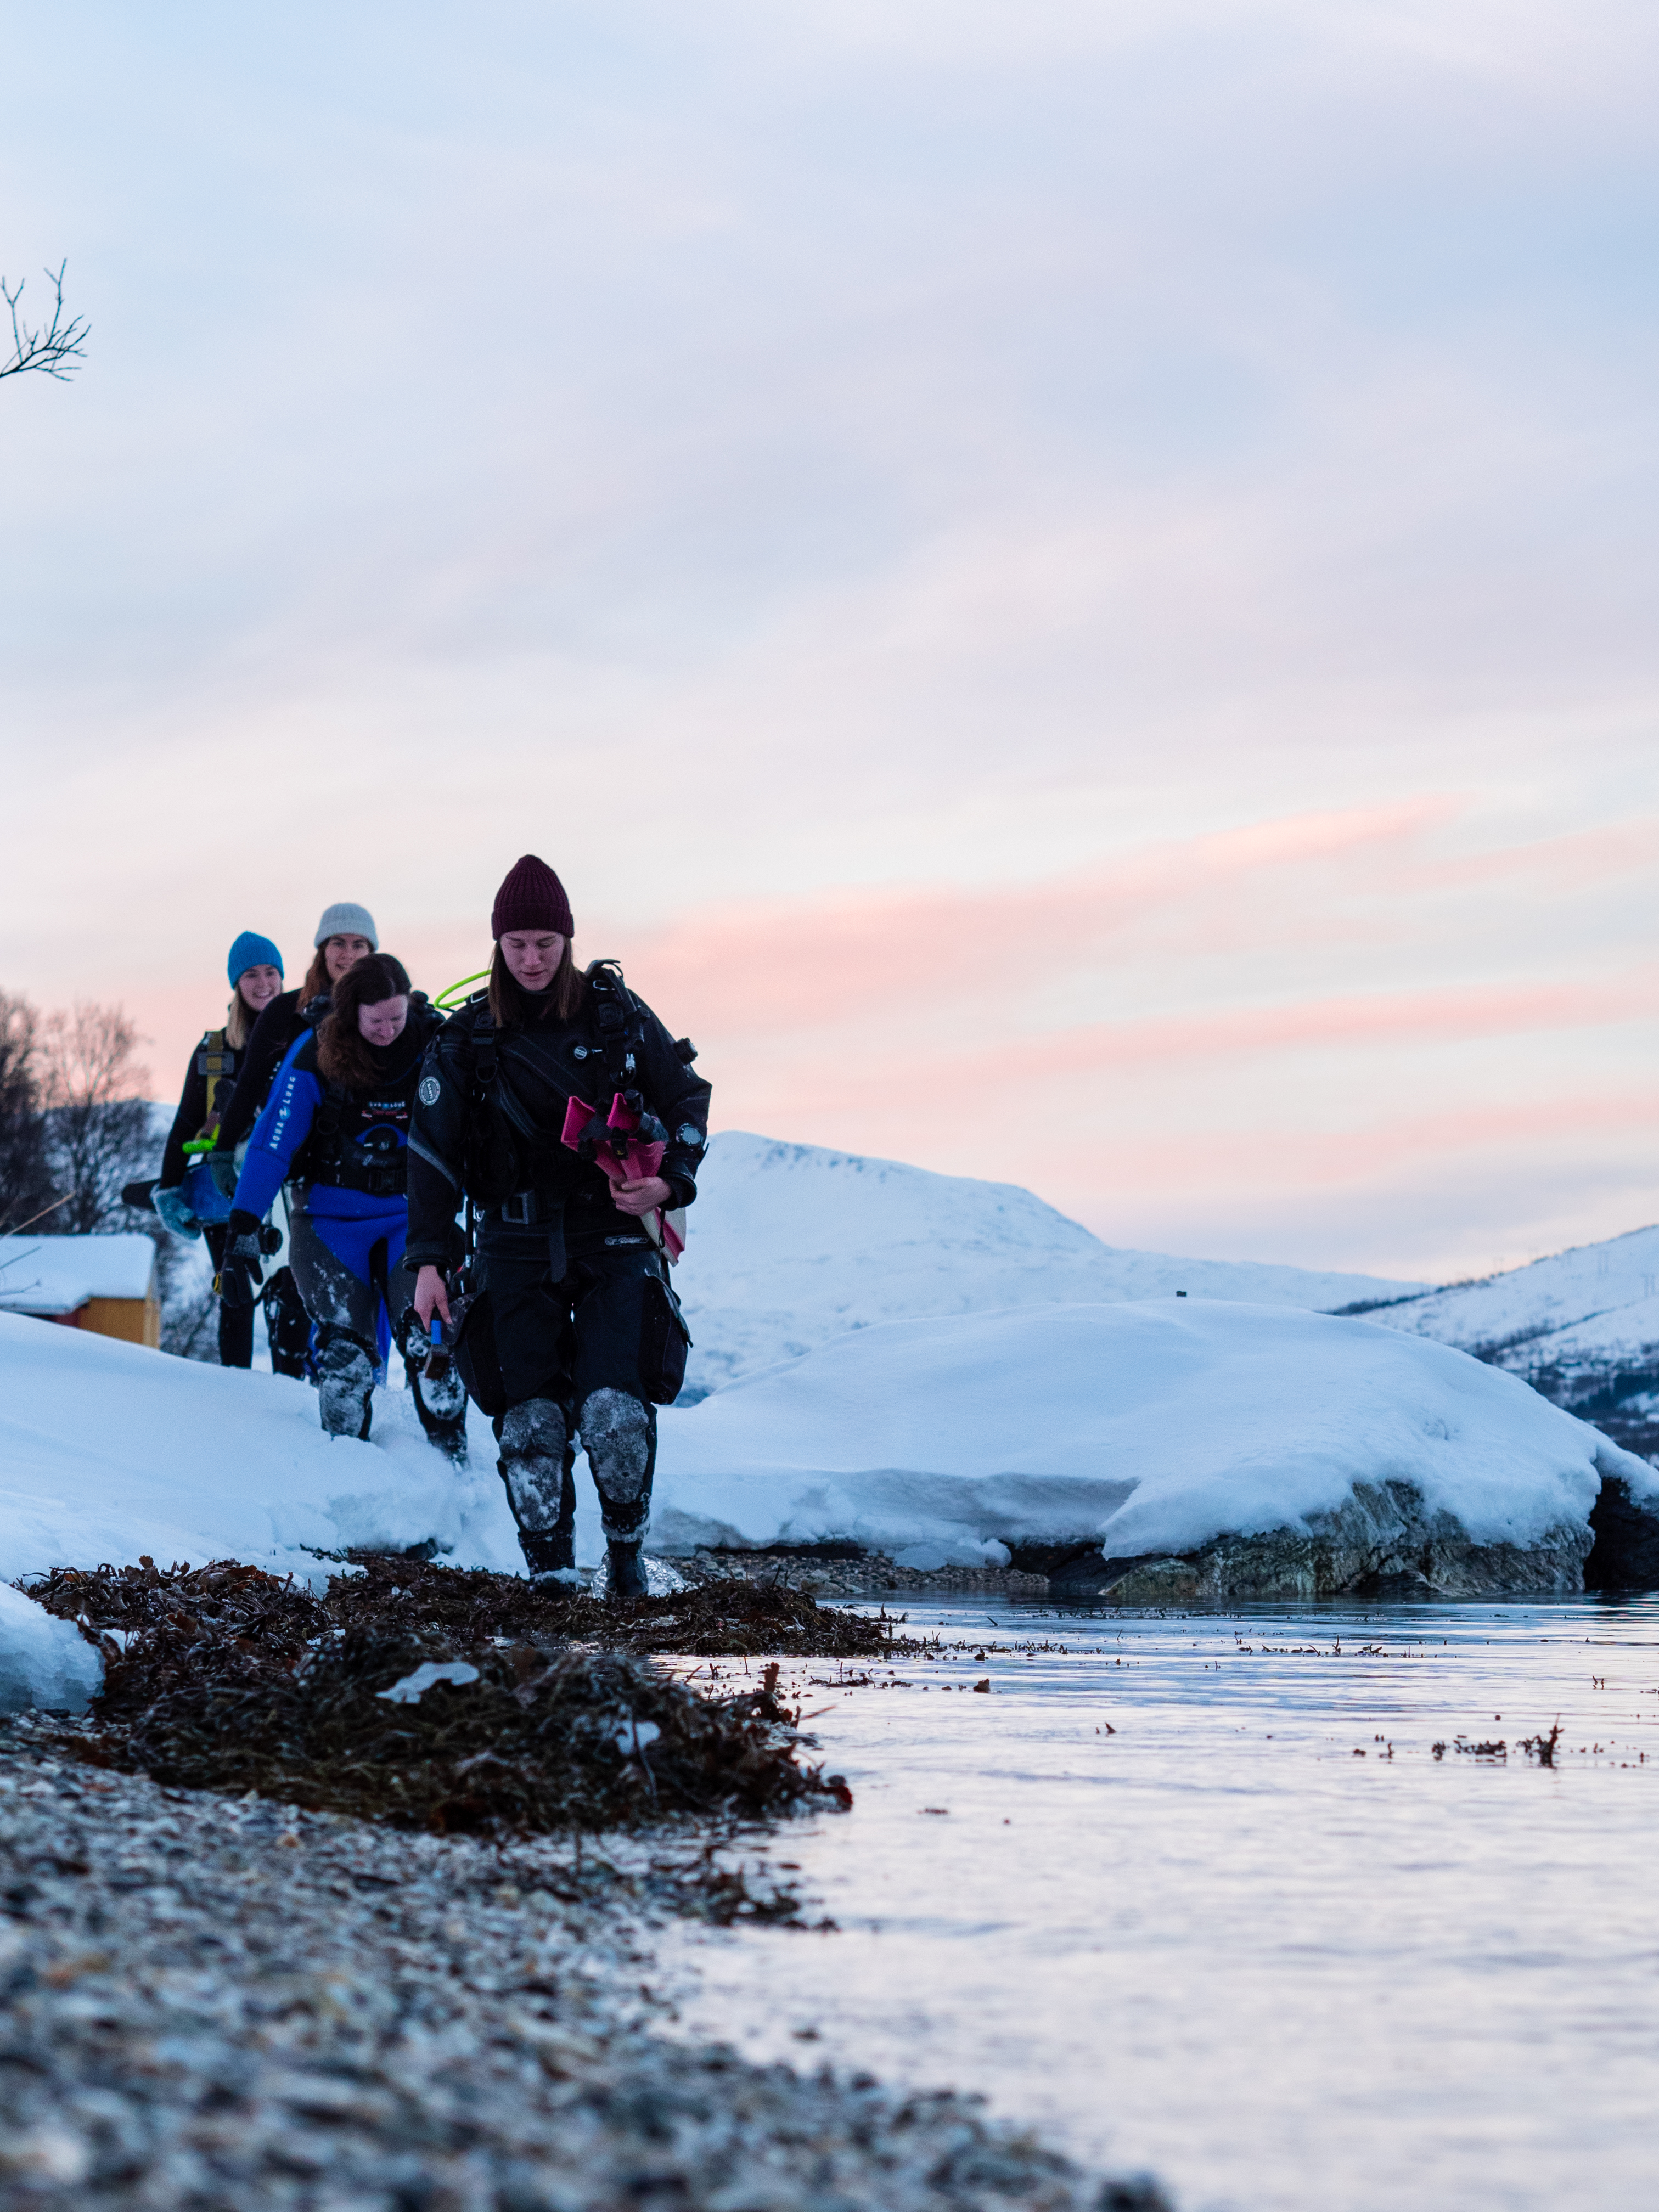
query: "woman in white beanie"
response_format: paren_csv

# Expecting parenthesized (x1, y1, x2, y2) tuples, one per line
(211, 902, 378, 1158)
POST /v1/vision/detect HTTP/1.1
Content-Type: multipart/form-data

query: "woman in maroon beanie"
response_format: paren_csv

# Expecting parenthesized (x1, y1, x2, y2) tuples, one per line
(407, 855, 711, 1597)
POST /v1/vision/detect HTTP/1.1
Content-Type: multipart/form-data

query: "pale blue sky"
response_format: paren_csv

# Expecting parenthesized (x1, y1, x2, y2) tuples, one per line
(4, 2, 1658, 1276)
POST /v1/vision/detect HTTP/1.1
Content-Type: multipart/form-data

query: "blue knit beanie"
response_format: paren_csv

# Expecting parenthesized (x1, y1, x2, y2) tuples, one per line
(227, 931, 284, 985)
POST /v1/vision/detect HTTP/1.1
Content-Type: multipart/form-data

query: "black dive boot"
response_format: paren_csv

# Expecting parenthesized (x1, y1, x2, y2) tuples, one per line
(605, 1541, 649, 1600)
(262, 1268, 312, 1380)
(520, 1528, 578, 1589)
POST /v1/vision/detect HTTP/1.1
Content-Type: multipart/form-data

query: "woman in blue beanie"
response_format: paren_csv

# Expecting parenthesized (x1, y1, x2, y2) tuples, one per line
(211, 903, 378, 1158)
(154, 933, 288, 1369)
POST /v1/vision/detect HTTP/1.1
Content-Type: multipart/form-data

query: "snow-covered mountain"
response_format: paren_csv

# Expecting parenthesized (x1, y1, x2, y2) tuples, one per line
(676, 1133, 1425, 1398)
(1350, 1225, 1659, 1460)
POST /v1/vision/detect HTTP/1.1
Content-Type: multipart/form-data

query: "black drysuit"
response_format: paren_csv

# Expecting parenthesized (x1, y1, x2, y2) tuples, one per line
(160, 1028, 252, 1368)
(205, 990, 323, 1378)
(211, 989, 329, 1155)
(160, 1031, 241, 1190)
(406, 978, 710, 1559)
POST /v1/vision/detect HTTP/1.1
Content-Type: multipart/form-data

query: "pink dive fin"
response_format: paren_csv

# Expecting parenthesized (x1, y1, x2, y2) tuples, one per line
(561, 1092, 684, 1263)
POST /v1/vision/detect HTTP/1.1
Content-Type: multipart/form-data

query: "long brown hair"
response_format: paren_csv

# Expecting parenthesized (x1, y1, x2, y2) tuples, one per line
(316, 954, 412, 1090)
(300, 944, 340, 1005)
(487, 939, 587, 1026)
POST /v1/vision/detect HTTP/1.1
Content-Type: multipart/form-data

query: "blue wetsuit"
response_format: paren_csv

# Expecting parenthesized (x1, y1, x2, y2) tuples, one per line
(233, 1019, 431, 1370)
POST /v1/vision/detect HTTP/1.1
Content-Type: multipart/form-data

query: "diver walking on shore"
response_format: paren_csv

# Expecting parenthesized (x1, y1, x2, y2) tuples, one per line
(151, 932, 285, 1369)
(220, 952, 467, 1457)
(407, 856, 709, 1596)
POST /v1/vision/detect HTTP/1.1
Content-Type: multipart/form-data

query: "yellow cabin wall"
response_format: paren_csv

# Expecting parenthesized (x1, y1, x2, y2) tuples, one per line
(77, 1295, 161, 1349)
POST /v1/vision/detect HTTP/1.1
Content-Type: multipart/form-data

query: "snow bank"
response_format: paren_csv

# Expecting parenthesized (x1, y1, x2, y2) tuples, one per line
(0, 1313, 532, 1583)
(0, 1584, 102, 1715)
(653, 1300, 1655, 1565)
(678, 1134, 1423, 1395)
(8, 1285, 1645, 1600)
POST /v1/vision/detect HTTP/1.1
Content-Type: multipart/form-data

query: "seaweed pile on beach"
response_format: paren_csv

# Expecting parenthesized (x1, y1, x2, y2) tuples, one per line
(331, 1549, 892, 1657)
(22, 1558, 862, 1833)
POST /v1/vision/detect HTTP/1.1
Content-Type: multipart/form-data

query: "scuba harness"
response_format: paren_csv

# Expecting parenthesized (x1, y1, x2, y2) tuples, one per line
(291, 999, 436, 1198)
(432, 962, 697, 1410)
(301, 1114, 408, 1197)
(574, 961, 673, 1165)
(452, 961, 693, 1259)
(195, 1027, 239, 1141)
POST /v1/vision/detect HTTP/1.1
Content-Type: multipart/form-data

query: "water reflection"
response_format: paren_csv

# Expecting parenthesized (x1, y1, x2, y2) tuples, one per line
(661, 1596, 1659, 2212)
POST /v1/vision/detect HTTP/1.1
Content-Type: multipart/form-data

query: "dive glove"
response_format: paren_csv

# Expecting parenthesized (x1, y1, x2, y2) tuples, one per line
(153, 1185, 202, 1239)
(206, 1149, 239, 1200)
(216, 1209, 265, 1307)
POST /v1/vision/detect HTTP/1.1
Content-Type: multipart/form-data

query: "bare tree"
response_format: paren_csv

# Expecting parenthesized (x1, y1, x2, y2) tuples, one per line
(161, 1272, 221, 1360)
(39, 1003, 155, 1234)
(0, 990, 58, 1233)
(1, 262, 88, 384)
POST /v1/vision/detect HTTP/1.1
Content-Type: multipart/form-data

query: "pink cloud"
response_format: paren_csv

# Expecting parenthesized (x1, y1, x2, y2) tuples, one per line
(612, 796, 1471, 1036)
(1043, 1089, 1659, 1209)
(93, 795, 1659, 1285)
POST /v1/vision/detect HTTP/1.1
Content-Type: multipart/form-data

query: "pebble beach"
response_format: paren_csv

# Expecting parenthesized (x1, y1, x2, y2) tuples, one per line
(0, 1714, 1168, 2211)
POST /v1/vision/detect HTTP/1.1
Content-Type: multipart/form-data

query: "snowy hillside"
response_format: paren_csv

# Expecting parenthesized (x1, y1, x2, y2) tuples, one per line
(653, 1298, 1655, 1589)
(676, 1134, 1424, 1396)
(1354, 1224, 1659, 1459)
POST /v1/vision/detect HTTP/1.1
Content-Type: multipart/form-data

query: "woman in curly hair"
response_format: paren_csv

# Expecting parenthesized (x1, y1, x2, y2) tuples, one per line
(220, 954, 466, 1456)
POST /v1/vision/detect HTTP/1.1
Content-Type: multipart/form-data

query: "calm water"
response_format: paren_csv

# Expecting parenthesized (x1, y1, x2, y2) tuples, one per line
(660, 1597, 1659, 2212)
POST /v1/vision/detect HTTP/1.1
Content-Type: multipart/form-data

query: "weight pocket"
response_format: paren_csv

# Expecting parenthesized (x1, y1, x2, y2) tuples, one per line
(638, 1271, 692, 1407)
(452, 1286, 507, 1418)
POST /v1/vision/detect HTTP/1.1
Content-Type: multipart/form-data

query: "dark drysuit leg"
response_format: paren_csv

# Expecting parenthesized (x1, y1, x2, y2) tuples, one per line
(480, 1224, 663, 1564)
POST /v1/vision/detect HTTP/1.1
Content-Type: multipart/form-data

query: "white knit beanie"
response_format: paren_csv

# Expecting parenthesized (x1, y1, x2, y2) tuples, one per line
(314, 902, 379, 949)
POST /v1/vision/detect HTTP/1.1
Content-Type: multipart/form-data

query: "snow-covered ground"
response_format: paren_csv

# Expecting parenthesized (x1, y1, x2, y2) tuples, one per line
(652, 1298, 1650, 1566)
(0, 1581, 103, 1714)
(676, 1133, 1424, 1396)
(9, 1126, 1656, 1622)
(0, 1313, 526, 1588)
(1359, 1223, 1659, 1455)
(5, 1291, 1645, 1609)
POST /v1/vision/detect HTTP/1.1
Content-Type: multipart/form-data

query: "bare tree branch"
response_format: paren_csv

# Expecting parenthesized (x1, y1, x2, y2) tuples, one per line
(0, 989, 55, 1227)
(38, 1002, 154, 1235)
(0, 1194, 70, 1239)
(0, 261, 89, 383)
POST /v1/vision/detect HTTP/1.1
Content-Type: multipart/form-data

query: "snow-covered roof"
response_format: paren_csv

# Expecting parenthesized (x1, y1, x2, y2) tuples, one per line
(0, 1234, 158, 1316)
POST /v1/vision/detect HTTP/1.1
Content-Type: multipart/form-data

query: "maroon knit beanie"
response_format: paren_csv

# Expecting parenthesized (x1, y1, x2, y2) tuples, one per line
(491, 854, 574, 941)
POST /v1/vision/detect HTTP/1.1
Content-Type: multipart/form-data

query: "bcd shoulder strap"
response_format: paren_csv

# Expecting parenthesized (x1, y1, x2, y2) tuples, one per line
(586, 960, 643, 1096)
(294, 1078, 346, 1179)
(196, 1027, 238, 1133)
(466, 992, 498, 1092)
